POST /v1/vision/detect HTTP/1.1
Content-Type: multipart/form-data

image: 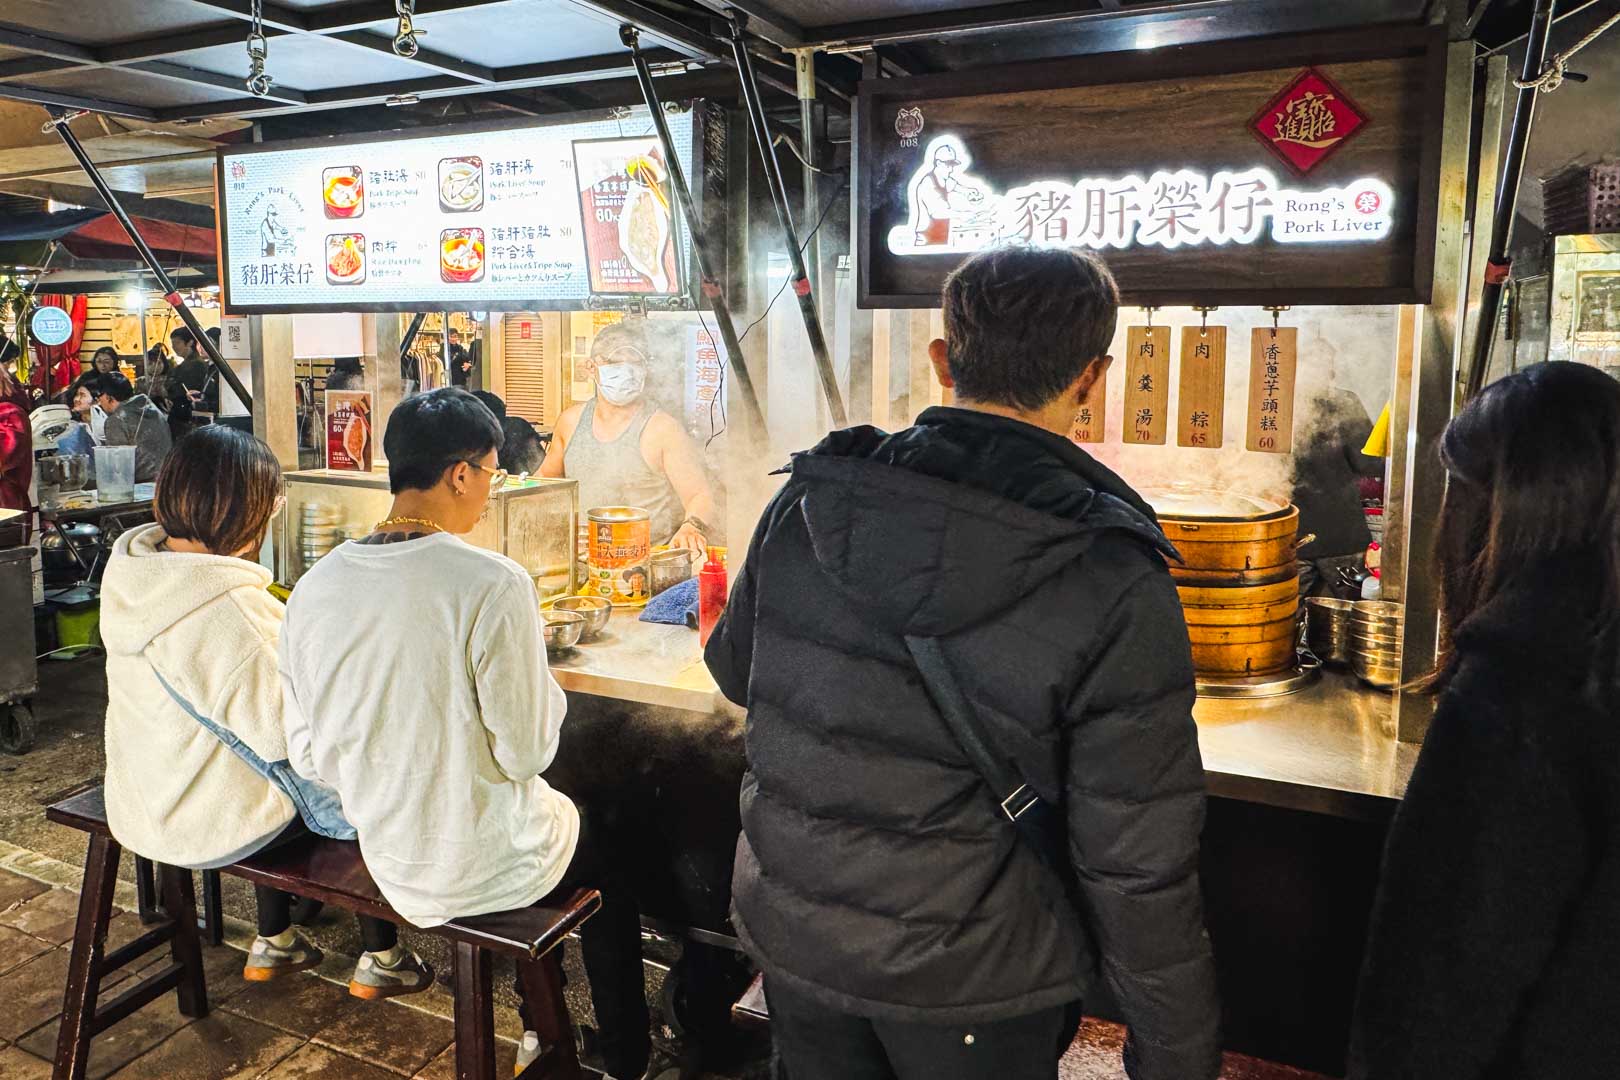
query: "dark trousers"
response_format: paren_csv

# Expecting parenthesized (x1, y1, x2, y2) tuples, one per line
(516, 807, 650, 1080)
(251, 820, 398, 953)
(767, 978, 1083, 1080)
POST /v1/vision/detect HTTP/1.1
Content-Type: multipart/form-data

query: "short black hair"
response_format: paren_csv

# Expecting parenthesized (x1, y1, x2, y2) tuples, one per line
(156, 427, 283, 556)
(93, 371, 134, 403)
(170, 327, 196, 347)
(471, 390, 506, 421)
(940, 245, 1119, 410)
(383, 387, 504, 494)
(499, 416, 545, 474)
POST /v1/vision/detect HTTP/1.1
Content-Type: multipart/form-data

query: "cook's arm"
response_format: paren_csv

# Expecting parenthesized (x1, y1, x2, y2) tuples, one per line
(652, 416, 719, 548)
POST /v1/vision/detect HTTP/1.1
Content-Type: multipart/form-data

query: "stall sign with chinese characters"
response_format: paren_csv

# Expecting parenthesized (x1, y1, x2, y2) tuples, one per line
(887, 137, 1393, 257)
(1123, 326, 1170, 444)
(857, 28, 1444, 307)
(1249, 68, 1369, 176)
(1246, 328, 1298, 453)
(684, 323, 725, 436)
(219, 111, 694, 312)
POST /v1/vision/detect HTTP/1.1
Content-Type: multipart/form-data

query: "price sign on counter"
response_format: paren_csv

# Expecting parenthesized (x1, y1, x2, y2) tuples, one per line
(1070, 359, 1107, 444)
(1177, 325, 1226, 448)
(325, 390, 373, 472)
(1123, 326, 1169, 445)
(1246, 327, 1297, 453)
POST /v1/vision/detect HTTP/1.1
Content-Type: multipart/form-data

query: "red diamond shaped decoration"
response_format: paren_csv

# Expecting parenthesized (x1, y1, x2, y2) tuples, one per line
(1249, 68, 1369, 177)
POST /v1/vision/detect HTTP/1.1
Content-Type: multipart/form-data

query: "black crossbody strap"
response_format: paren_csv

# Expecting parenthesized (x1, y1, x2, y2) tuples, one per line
(904, 635, 1067, 880)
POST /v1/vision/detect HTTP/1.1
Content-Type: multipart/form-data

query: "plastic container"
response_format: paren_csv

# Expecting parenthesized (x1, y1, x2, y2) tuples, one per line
(1360, 568, 1383, 601)
(94, 445, 136, 503)
(698, 547, 727, 647)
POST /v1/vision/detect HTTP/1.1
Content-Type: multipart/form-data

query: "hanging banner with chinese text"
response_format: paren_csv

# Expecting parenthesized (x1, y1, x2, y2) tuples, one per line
(1070, 361, 1107, 444)
(1178, 326, 1227, 448)
(856, 27, 1445, 307)
(1246, 328, 1297, 453)
(1123, 326, 1169, 445)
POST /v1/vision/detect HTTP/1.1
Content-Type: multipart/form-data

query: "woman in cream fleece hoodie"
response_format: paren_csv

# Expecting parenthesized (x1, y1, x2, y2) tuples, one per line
(101, 427, 429, 997)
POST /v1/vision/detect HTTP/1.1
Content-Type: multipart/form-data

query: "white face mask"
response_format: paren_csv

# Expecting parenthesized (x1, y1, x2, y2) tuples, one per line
(596, 362, 646, 406)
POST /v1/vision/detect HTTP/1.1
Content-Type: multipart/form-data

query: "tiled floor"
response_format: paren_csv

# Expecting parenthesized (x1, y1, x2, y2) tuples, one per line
(0, 872, 489, 1080)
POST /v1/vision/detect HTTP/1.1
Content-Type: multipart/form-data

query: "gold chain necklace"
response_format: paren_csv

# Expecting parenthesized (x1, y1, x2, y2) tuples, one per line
(372, 515, 445, 534)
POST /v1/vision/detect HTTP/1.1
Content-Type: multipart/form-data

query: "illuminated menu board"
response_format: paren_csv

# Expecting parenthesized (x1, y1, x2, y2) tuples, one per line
(219, 111, 694, 313)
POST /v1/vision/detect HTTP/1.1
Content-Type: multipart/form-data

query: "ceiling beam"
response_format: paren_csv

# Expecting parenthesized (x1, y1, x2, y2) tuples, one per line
(327, 30, 497, 82)
(98, 23, 295, 64)
(0, 84, 158, 120)
(560, 0, 725, 60)
(0, 179, 216, 227)
(0, 26, 95, 63)
(808, 0, 1226, 47)
(683, 0, 807, 50)
(126, 60, 308, 104)
(304, 0, 511, 33)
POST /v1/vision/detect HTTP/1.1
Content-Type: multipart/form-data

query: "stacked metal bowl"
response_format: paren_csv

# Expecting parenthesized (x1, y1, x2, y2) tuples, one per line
(299, 502, 346, 570)
(1305, 597, 1355, 665)
(1350, 600, 1404, 689)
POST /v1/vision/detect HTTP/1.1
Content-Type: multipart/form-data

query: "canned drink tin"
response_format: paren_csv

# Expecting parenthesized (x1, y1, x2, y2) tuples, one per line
(586, 506, 652, 607)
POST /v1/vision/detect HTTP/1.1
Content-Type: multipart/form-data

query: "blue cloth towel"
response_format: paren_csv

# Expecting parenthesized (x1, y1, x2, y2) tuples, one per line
(640, 577, 700, 628)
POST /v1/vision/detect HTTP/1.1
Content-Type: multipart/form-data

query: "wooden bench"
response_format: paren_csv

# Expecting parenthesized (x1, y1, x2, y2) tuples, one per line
(47, 786, 600, 1080)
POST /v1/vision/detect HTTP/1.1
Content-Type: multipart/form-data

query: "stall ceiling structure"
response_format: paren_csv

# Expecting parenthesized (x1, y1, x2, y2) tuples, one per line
(0, 0, 1585, 226)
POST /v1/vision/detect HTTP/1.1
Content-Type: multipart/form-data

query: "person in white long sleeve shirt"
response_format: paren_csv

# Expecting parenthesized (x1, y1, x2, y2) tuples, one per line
(280, 388, 658, 1079)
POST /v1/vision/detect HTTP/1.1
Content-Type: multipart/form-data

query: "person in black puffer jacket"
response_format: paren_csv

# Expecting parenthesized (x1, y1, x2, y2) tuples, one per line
(706, 246, 1219, 1080)
(1350, 361, 1620, 1080)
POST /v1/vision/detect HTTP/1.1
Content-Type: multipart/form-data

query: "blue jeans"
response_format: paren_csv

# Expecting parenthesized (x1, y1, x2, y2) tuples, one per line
(150, 669, 356, 841)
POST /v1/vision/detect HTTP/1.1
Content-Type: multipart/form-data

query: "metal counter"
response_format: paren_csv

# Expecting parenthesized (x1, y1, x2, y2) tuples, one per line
(1196, 671, 1417, 821)
(549, 615, 1415, 821)
(545, 611, 721, 714)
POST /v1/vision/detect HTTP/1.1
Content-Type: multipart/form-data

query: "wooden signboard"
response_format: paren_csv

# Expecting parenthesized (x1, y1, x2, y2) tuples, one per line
(1123, 326, 1170, 445)
(1070, 361, 1107, 444)
(1178, 326, 1227, 448)
(1247, 327, 1298, 453)
(856, 27, 1446, 308)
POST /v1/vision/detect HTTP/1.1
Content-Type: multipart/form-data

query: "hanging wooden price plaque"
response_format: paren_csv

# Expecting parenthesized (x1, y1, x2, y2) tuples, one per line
(1123, 326, 1169, 445)
(1177, 326, 1227, 448)
(1246, 327, 1298, 453)
(1070, 361, 1107, 444)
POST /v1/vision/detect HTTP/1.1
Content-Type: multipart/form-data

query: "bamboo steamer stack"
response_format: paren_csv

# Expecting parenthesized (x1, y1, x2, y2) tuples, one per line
(1145, 487, 1301, 679)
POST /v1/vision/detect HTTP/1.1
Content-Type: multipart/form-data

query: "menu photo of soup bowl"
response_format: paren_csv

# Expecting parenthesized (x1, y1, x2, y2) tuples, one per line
(326, 233, 366, 285)
(438, 156, 483, 213)
(440, 228, 485, 283)
(322, 165, 364, 219)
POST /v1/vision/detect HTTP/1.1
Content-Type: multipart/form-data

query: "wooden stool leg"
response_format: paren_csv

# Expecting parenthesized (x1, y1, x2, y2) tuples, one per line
(200, 870, 223, 946)
(516, 953, 582, 1080)
(54, 834, 120, 1080)
(132, 856, 160, 925)
(452, 942, 496, 1080)
(157, 866, 208, 1019)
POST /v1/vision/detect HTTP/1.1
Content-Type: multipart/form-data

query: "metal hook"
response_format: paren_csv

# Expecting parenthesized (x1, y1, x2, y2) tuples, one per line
(393, 0, 424, 58)
(1142, 305, 1158, 329)
(1263, 304, 1289, 338)
(1194, 305, 1218, 336)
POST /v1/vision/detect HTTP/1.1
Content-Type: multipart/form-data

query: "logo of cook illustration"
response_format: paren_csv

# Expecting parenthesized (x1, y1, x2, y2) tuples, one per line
(895, 107, 924, 147)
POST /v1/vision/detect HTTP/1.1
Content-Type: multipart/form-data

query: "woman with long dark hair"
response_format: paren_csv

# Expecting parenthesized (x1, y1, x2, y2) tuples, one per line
(1350, 361, 1620, 1079)
(0, 363, 29, 513)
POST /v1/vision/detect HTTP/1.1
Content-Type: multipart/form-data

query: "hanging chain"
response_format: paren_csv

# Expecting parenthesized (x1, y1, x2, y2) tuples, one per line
(245, 0, 272, 97)
(393, 0, 424, 58)
(1515, 9, 1620, 93)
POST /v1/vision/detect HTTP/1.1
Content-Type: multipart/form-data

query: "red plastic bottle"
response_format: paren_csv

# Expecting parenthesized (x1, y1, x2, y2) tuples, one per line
(698, 547, 728, 646)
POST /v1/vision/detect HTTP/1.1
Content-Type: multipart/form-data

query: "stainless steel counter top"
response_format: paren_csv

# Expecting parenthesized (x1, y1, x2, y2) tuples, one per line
(545, 610, 720, 715)
(1196, 670, 1418, 820)
(551, 617, 1416, 821)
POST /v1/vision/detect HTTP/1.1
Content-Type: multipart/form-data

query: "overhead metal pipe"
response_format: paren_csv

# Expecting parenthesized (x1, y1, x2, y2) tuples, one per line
(1464, 0, 1556, 400)
(619, 25, 767, 438)
(45, 107, 253, 411)
(725, 15, 848, 428)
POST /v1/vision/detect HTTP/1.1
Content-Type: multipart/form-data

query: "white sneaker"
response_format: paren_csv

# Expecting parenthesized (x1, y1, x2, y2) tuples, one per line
(347, 949, 434, 1000)
(242, 931, 323, 981)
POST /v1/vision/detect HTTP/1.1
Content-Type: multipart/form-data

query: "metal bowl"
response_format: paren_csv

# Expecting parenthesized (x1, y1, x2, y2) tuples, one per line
(543, 610, 586, 652)
(549, 595, 611, 641)
(1353, 654, 1403, 689)
(1305, 597, 1355, 664)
